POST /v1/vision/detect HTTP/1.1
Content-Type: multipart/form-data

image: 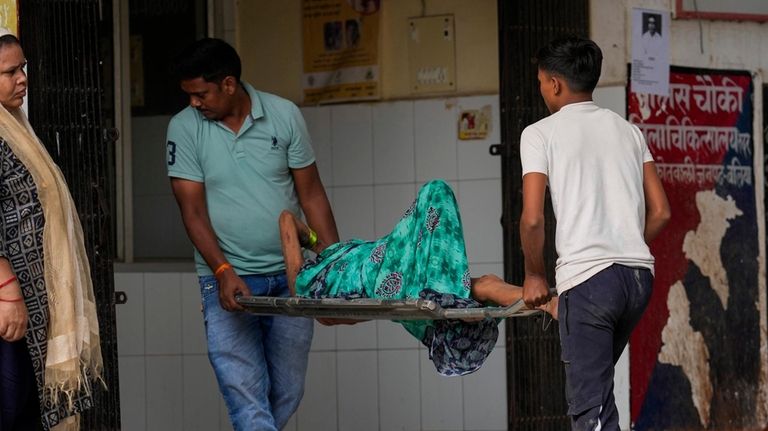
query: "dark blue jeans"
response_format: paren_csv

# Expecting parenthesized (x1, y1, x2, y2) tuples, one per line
(558, 264, 653, 431)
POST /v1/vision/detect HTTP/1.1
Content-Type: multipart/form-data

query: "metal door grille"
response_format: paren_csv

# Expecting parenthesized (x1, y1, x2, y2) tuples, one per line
(497, 1, 589, 429)
(19, 0, 119, 429)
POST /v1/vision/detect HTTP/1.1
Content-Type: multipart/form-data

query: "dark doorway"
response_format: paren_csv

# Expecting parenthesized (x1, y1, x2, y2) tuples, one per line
(19, 0, 120, 429)
(128, 0, 206, 260)
(128, 0, 206, 117)
(497, 1, 589, 429)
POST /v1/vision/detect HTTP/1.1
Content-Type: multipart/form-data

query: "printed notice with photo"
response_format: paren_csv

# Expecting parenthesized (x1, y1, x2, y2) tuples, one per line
(631, 8, 670, 96)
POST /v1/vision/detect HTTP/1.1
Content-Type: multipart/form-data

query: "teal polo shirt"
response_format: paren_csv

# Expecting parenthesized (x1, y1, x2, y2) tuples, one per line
(166, 83, 315, 275)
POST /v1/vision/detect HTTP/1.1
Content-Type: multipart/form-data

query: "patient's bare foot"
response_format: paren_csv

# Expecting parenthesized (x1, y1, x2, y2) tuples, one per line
(470, 274, 508, 303)
(471, 274, 523, 307)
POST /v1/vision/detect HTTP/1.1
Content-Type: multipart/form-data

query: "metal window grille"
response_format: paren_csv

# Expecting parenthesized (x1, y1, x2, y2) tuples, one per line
(497, 0, 589, 429)
(20, 0, 120, 429)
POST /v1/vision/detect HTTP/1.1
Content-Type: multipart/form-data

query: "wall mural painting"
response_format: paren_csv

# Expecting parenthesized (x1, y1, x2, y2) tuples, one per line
(628, 67, 767, 430)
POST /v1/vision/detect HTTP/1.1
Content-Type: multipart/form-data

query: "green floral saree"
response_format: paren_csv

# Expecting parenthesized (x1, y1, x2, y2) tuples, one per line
(295, 180, 498, 376)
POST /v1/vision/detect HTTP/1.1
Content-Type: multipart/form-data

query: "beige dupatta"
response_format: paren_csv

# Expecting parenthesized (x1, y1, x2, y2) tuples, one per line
(0, 29, 103, 415)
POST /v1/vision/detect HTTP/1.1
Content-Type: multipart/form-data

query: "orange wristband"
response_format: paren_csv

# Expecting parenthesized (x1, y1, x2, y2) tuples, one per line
(214, 263, 232, 277)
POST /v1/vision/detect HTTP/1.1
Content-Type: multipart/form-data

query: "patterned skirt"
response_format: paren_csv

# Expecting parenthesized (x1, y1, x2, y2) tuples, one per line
(295, 180, 498, 376)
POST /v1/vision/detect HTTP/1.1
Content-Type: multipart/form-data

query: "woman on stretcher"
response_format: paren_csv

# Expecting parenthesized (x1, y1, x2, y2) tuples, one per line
(279, 180, 557, 375)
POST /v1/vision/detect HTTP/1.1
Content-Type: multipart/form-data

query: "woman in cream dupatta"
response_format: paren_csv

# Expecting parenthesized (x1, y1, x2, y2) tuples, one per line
(0, 29, 103, 431)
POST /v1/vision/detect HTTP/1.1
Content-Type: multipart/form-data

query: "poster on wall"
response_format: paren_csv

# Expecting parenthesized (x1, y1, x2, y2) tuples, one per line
(628, 66, 767, 430)
(302, 0, 381, 104)
(0, 0, 17, 36)
(631, 8, 670, 96)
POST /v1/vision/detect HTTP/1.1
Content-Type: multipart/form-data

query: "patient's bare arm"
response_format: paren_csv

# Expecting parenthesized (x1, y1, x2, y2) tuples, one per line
(279, 210, 366, 326)
(279, 211, 303, 296)
(279, 210, 333, 296)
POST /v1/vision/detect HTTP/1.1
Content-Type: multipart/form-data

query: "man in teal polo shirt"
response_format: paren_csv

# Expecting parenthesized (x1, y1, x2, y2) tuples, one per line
(166, 38, 339, 431)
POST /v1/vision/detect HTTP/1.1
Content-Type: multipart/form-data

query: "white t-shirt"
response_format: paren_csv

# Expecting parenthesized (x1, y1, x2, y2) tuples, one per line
(520, 101, 655, 294)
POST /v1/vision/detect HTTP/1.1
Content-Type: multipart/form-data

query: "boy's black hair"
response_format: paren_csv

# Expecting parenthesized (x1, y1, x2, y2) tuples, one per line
(171, 37, 241, 83)
(535, 36, 603, 93)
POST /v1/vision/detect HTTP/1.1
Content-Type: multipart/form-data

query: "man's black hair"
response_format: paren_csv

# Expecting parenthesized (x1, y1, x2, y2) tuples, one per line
(535, 36, 603, 93)
(171, 37, 241, 83)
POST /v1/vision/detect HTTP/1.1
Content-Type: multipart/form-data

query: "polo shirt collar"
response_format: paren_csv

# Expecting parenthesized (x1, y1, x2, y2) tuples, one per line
(242, 82, 265, 120)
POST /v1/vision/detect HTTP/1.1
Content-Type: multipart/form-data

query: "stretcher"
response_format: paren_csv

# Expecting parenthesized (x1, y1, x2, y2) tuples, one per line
(236, 296, 541, 320)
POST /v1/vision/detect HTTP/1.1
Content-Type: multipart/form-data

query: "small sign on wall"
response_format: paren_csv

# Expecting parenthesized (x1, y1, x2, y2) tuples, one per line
(458, 106, 491, 140)
(408, 14, 456, 94)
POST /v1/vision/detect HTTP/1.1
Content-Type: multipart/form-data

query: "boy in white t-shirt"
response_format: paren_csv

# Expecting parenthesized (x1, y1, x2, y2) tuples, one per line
(519, 36, 670, 430)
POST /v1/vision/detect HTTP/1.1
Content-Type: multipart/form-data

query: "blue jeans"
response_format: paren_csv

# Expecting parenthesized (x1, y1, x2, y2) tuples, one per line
(558, 264, 653, 431)
(199, 273, 313, 431)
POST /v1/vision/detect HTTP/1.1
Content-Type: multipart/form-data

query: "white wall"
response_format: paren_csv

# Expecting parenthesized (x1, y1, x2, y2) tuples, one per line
(117, 94, 507, 431)
(236, 0, 499, 103)
(592, 0, 768, 86)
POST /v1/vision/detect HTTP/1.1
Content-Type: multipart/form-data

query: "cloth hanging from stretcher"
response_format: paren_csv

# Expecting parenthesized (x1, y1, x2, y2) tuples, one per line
(238, 293, 541, 377)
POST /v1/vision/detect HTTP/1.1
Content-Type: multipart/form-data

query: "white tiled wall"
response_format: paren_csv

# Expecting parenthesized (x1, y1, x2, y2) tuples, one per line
(117, 95, 508, 430)
(116, 272, 233, 431)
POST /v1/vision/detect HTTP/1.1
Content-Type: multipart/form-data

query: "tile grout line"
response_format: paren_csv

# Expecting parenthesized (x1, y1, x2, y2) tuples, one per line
(461, 366, 466, 430)
(328, 105, 339, 431)
(329, 105, 335, 192)
(418, 346, 424, 431)
(178, 273, 186, 430)
(141, 273, 148, 431)
(412, 100, 419, 189)
(371, 103, 378, 241)
(335, 350, 341, 431)
(375, 351, 381, 431)
(454, 100, 460, 193)
(377, 349, 383, 431)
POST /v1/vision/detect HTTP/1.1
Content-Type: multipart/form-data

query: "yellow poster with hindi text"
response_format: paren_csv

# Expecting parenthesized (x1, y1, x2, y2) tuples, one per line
(302, 0, 380, 104)
(0, 0, 17, 36)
